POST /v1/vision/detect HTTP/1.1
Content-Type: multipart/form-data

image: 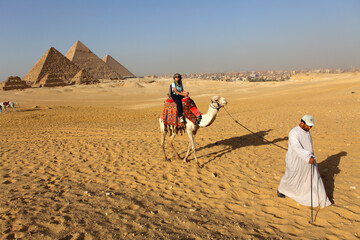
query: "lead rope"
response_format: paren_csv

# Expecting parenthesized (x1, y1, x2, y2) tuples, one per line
(223, 107, 288, 151)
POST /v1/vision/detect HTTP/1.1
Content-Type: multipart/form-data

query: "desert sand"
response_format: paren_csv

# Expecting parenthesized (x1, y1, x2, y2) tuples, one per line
(0, 72, 359, 239)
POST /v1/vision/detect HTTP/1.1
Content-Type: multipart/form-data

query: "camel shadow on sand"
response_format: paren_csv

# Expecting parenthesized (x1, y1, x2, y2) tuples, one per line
(318, 151, 347, 204)
(15, 109, 42, 112)
(196, 129, 288, 167)
(0, 108, 42, 113)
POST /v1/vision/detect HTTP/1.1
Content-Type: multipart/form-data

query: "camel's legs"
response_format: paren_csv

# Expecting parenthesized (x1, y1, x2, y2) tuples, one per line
(160, 119, 170, 161)
(169, 131, 182, 160)
(161, 130, 168, 161)
(184, 130, 200, 167)
(160, 121, 168, 161)
(183, 141, 192, 162)
(192, 129, 200, 167)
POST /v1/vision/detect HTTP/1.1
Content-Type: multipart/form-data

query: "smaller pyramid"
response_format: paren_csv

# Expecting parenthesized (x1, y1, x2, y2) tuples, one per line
(71, 69, 100, 85)
(35, 74, 69, 88)
(65, 40, 122, 80)
(2, 76, 30, 91)
(23, 47, 81, 85)
(103, 55, 135, 78)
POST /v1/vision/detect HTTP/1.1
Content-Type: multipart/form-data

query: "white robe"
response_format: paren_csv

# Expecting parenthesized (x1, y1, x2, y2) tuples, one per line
(278, 126, 331, 208)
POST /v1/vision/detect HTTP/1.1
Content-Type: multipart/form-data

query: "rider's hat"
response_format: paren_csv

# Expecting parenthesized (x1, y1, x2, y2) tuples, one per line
(173, 73, 182, 80)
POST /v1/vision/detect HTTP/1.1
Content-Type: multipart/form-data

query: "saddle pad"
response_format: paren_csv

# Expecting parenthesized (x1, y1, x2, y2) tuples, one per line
(182, 97, 202, 125)
(160, 98, 202, 126)
(160, 99, 184, 127)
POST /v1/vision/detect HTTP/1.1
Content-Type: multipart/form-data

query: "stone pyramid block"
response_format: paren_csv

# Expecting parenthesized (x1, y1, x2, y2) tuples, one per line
(23, 47, 81, 85)
(65, 40, 122, 80)
(103, 54, 135, 78)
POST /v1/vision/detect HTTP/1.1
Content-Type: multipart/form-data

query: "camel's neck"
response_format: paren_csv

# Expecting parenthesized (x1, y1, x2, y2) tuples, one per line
(198, 104, 219, 128)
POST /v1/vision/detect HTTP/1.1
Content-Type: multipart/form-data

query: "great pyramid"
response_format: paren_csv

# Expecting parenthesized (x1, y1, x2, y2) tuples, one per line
(102, 54, 135, 78)
(65, 40, 122, 80)
(2, 76, 30, 91)
(23, 47, 82, 85)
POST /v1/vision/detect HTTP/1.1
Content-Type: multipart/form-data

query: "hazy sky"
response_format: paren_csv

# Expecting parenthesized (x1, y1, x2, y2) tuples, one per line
(0, 0, 359, 80)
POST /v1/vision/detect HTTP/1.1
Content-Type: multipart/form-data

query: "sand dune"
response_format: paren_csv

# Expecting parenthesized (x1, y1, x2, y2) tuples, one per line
(0, 73, 359, 239)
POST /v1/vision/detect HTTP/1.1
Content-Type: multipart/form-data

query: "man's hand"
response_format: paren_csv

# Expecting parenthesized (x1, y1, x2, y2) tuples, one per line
(309, 157, 315, 164)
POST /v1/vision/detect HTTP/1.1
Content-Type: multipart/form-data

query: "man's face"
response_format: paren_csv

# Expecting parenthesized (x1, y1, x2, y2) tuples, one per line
(300, 121, 312, 132)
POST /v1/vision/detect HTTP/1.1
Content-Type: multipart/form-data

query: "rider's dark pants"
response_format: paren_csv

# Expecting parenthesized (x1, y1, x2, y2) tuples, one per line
(172, 95, 184, 117)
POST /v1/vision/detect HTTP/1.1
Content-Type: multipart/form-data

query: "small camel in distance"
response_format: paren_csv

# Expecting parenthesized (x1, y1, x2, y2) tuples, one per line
(0, 101, 17, 113)
(159, 96, 227, 167)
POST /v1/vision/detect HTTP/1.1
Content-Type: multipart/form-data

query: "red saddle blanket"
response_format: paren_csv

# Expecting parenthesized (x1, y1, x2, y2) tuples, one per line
(160, 97, 202, 126)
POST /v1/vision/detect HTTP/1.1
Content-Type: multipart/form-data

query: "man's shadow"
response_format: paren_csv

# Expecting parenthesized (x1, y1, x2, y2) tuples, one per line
(318, 151, 347, 204)
(197, 129, 288, 166)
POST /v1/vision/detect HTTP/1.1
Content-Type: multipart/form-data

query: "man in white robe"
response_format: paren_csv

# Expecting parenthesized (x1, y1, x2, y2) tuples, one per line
(278, 115, 331, 208)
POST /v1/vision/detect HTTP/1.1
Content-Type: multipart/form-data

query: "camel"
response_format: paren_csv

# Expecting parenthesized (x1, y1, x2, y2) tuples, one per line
(0, 101, 17, 112)
(159, 96, 227, 167)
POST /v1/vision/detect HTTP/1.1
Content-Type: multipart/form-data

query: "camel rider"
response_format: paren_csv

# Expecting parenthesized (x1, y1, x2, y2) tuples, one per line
(170, 73, 189, 123)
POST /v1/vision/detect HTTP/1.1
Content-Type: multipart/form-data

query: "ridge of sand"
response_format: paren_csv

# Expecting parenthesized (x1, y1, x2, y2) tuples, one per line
(0, 73, 359, 239)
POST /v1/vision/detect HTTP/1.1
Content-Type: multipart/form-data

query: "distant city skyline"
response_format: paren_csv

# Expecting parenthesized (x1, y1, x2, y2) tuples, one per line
(0, 0, 359, 81)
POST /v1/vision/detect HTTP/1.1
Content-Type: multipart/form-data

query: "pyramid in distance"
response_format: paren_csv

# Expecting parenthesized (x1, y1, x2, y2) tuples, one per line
(23, 47, 81, 85)
(103, 54, 135, 78)
(65, 40, 122, 80)
(35, 73, 69, 88)
(71, 69, 100, 85)
(2, 76, 30, 91)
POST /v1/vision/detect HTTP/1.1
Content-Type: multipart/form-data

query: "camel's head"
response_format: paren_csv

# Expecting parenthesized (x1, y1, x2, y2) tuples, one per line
(211, 96, 228, 110)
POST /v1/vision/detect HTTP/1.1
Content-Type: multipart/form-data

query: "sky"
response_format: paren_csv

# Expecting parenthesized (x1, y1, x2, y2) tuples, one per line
(0, 0, 359, 81)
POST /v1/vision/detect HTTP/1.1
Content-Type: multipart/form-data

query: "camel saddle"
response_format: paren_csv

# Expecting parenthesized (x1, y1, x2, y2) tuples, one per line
(160, 97, 202, 126)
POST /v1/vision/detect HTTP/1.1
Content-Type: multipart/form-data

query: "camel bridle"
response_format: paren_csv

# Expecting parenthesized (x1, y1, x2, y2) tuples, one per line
(210, 100, 221, 111)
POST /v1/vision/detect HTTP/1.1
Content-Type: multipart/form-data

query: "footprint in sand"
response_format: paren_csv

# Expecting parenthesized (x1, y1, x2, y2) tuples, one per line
(200, 188, 214, 195)
(2, 179, 14, 184)
(230, 190, 248, 201)
(128, 204, 140, 210)
(162, 173, 174, 181)
(218, 182, 232, 190)
(171, 190, 183, 196)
